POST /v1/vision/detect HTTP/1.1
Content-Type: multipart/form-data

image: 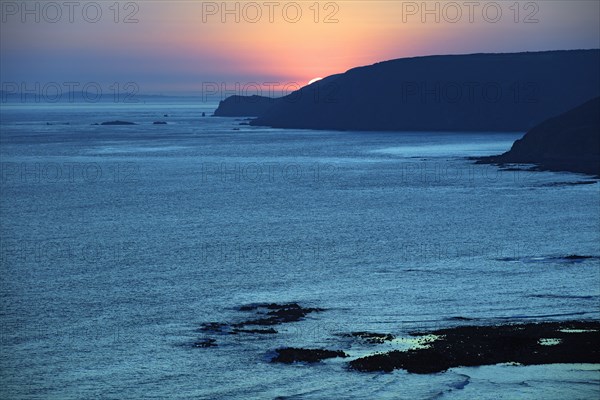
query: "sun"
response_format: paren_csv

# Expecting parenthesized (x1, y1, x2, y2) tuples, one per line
(308, 77, 323, 85)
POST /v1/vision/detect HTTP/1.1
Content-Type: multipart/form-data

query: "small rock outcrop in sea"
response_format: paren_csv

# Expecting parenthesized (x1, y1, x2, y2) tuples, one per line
(235, 302, 324, 326)
(193, 303, 324, 348)
(153, 121, 167, 125)
(349, 321, 600, 374)
(213, 95, 275, 117)
(100, 120, 136, 125)
(271, 348, 348, 364)
(475, 97, 600, 176)
(341, 331, 395, 344)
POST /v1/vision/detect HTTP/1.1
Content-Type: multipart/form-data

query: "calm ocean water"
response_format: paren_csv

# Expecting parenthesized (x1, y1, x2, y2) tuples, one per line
(1, 100, 599, 399)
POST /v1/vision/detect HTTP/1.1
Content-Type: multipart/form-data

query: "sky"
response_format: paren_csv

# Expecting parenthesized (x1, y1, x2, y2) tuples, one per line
(1, 1, 599, 95)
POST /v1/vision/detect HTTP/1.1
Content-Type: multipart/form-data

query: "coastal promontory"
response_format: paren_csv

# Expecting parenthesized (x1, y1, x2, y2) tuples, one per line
(233, 50, 600, 132)
(476, 97, 600, 176)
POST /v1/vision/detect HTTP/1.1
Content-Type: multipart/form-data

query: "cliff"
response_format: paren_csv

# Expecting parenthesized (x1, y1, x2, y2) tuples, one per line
(213, 95, 275, 117)
(244, 50, 600, 131)
(476, 97, 600, 176)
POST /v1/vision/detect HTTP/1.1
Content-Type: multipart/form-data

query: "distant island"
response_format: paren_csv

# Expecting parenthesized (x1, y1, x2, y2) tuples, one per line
(213, 50, 600, 132)
(475, 97, 600, 176)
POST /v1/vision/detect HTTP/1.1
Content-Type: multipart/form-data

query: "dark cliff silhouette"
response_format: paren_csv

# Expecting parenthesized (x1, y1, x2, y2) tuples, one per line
(213, 95, 275, 117)
(476, 97, 600, 176)
(216, 50, 600, 131)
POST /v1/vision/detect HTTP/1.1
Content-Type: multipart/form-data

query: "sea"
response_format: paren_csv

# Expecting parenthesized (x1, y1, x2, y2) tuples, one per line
(1, 99, 599, 399)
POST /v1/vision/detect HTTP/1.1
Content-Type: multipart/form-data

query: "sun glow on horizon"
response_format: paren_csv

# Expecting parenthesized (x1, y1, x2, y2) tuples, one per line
(1, 1, 598, 92)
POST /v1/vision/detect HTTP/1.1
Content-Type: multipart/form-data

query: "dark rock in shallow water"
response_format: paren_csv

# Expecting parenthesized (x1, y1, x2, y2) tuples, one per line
(343, 331, 395, 344)
(193, 338, 217, 348)
(236, 303, 324, 326)
(197, 303, 323, 342)
(153, 121, 167, 125)
(349, 321, 600, 374)
(475, 97, 600, 176)
(238, 302, 303, 311)
(271, 347, 347, 364)
(100, 120, 136, 126)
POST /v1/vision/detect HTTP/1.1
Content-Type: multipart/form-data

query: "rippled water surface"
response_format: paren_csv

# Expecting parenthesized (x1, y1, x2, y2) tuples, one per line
(1, 101, 599, 399)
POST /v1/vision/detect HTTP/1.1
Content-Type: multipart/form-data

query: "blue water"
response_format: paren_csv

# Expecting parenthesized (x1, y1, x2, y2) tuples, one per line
(1, 101, 599, 399)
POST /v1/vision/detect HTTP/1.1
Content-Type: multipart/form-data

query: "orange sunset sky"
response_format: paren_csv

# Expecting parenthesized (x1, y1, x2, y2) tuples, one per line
(1, 1, 599, 94)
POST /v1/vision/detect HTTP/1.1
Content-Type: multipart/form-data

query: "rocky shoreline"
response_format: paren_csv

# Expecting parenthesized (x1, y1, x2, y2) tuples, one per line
(191, 302, 600, 375)
(349, 321, 600, 374)
(474, 97, 600, 177)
